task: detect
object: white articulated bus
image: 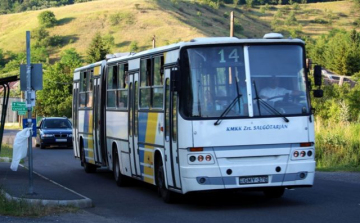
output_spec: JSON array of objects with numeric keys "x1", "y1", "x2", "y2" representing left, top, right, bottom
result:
[{"x1": 72, "y1": 33, "x2": 323, "y2": 203}]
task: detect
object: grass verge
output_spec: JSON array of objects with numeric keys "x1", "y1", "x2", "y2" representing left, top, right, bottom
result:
[
  {"x1": 0, "y1": 189, "x2": 78, "y2": 217},
  {"x1": 315, "y1": 120, "x2": 360, "y2": 172},
  {"x1": 4, "y1": 123, "x2": 22, "y2": 130},
  {"x1": 0, "y1": 144, "x2": 13, "y2": 159}
]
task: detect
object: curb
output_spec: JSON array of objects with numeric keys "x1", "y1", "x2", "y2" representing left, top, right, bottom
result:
[
  {"x1": 0, "y1": 157, "x2": 11, "y2": 163},
  {"x1": 2, "y1": 164, "x2": 93, "y2": 208}
]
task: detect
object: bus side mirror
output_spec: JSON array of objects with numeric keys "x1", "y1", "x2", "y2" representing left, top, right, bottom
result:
[
  {"x1": 314, "y1": 65, "x2": 322, "y2": 86},
  {"x1": 171, "y1": 69, "x2": 180, "y2": 92},
  {"x1": 313, "y1": 89, "x2": 323, "y2": 98}
]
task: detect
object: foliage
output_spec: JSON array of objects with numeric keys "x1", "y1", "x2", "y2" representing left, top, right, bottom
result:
[
  {"x1": 315, "y1": 120, "x2": 360, "y2": 170},
  {"x1": 108, "y1": 12, "x2": 135, "y2": 26},
  {"x1": 38, "y1": 10, "x2": 57, "y2": 28},
  {"x1": 86, "y1": 32, "x2": 110, "y2": 63},
  {"x1": 130, "y1": 41, "x2": 139, "y2": 52},
  {"x1": 285, "y1": 11, "x2": 297, "y2": 26},
  {"x1": 307, "y1": 29, "x2": 360, "y2": 76},
  {"x1": 32, "y1": 27, "x2": 50, "y2": 47},
  {"x1": 0, "y1": 48, "x2": 4, "y2": 68},
  {"x1": 36, "y1": 49, "x2": 82, "y2": 117},
  {"x1": 245, "y1": 0, "x2": 254, "y2": 8},
  {"x1": 0, "y1": 0, "x2": 95, "y2": 14},
  {"x1": 59, "y1": 48, "x2": 83, "y2": 73},
  {"x1": 0, "y1": 189, "x2": 78, "y2": 217}
]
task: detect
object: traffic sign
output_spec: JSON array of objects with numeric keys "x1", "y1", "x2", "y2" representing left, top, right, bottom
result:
[
  {"x1": 18, "y1": 111, "x2": 27, "y2": 115},
  {"x1": 12, "y1": 102, "x2": 26, "y2": 111}
]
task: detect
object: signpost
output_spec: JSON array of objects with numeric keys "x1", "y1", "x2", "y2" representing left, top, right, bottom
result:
[{"x1": 20, "y1": 31, "x2": 42, "y2": 195}]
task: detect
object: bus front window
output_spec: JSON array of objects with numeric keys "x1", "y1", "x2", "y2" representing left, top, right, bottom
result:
[
  {"x1": 182, "y1": 44, "x2": 310, "y2": 119},
  {"x1": 248, "y1": 45, "x2": 309, "y2": 116},
  {"x1": 184, "y1": 46, "x2": 248, "y2": 118}
]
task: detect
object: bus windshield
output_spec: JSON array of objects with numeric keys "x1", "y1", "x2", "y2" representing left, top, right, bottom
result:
[{"x1": 182, "y1": 45, "x2": 310, "y2": 119}]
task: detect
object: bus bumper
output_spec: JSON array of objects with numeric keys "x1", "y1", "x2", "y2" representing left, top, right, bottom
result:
[{"x1": 179, "y1": 159, "x2": 315, "y2": 194}]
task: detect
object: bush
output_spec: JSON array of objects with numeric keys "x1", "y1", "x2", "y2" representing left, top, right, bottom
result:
[
  {"x1": 129, "y1": 41, "x2": 139, "y2": 52},
  {"x1": 38, "y1": 11, "x2": 57, "y2": 28},
  {"x1": 353, "y1": 18, "x2": 360, "y2": 28},
  {"x1": 311, "y1": 18, "x2": 328, "y2": 24},
  {"x1": 108, "y1": 12, "x2": 134, "y2": 26}
]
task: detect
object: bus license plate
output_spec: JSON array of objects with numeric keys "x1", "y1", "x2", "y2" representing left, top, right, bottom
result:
[{"x1": 239, "y1": 176, "x2": 268, "y2": 185}]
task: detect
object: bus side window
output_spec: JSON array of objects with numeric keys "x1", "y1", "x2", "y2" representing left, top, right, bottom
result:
[
  {"x1": 87, "y1": 70, "x2": 93, "y2": 108},
  {"x1": 152, "y1": 56, "x2": 164, "y2": 109},
  {"x1": 107, "y1": 65, "x2": 117, "y2": 108},
  {"x1": 79, "y1": 71, "x2": 87, "y2": 107},
  {"x1": 139, "y1": 59, "x2": 151, "y2": 109},
  {"x1": 117, "y1": 63, "x2": 128, "y2": 109}
]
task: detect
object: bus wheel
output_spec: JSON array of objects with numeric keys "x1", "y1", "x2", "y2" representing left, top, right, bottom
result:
[
  {"x1": 156, "y1": 158, "x2": 175, "y2": 203},
  {"x1": 81, "y1": 143, "x2": 96, "y2": 173},
  {"x1": 263, "y1": 187, "x2": 285, "y2": 198},
  {"x1": 113, "y1": 153, "x2": 127, "y2": 187}
]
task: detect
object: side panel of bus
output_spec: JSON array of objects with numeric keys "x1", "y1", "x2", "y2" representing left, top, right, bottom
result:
[
  {"x1": 164, "y1": 68, "x2": 181, "y2": 190},
  {"x1": 72, "y1": 80, "x2": 80, "y2": 158}
]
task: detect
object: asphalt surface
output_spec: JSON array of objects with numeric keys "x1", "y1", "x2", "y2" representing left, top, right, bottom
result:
[{"x1": 1, "y1": 129, "x2": 360, "y2": 223}]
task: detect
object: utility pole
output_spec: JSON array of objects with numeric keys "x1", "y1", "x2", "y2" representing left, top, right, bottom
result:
[
  {"x1": 230, "y1": 11, "x2": 234, "y2": 37},
  {"x1": 26, "y1": 31, "x2": 34, "y2": 195},
  {"x1": 152, "y1": 35, "x2": 156, "y2": 48}
]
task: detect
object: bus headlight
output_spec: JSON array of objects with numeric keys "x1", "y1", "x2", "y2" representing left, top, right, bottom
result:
[{"x1": 188, "y1": 154, "x2": 214, "y2": 164}]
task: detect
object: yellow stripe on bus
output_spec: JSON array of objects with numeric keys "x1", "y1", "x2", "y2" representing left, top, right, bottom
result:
[
  {"x1": 144, "y1": 176, "x2": 154, "y2": 184},
  {"x1": 94, "y1": 66, "x2": 101, "y2": 76},
  {"x1": 145, "y1": 113, "x2": 157, "y2": 145}
]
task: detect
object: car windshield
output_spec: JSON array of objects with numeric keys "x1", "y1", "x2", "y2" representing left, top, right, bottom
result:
[
  {"x1": 181, "y1": 44, "x2": 310, "y2": 118},
  {"x1": 43, "y1": 119, "x2": 71, "y2": 129}
]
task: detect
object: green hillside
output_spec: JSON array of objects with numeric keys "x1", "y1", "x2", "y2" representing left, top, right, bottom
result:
[{"x1": 0, "y1": 0, "x2": 359, "y2": 61}]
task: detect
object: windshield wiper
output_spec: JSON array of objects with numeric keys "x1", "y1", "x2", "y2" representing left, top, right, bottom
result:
[
  {"x1": 258, "y1": 99, "x2": 289, "y2": 123},
  {"x1": 253, "y1": 81, "x2": 262, "y2": 116},
  {"x1": 214, "y1": 93, "x2": 242, "y2": 126},
  {"x1": 252, "y1": 81, "x2": 289, "y2": 123}
]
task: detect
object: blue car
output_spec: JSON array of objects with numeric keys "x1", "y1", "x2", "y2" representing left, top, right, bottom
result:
[{"x1": 35, "y1": 117, "x2": 73, "y2": 149}]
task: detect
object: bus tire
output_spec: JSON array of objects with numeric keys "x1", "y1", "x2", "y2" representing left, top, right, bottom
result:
[
  {"x1": 263, "y1": 187, "x2": 285, "y2": 198},
  {"x1": 80, "y1": 141, "x2": 96, "y2": 173},
  {"x1": 113, "y1": 152, "x2": 127, "y2": 187},
  {"x1": 156, "y1": 157, "x2": 176, "y2": 203}
]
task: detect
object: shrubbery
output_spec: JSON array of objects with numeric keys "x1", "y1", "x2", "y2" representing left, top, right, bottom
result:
[{"x1": 37, "y1": 10, "x2": 57, "y2": 28}]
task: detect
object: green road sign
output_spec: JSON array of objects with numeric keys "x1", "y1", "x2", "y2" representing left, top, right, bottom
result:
[
  {"x1": 12, "y1": 102, "x2": 27, "y2": 111},
  {"x1": 18, "y1": 111, "x2": 27, "y2": 115}
]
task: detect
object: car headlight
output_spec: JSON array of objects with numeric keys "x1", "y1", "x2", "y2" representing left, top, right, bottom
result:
[
  {"x1": 42, "y1": 134, "x2": 54, "y2": 138},
  {"x1": 68, "y1": 134, "x2": 73, "y2": 137}
]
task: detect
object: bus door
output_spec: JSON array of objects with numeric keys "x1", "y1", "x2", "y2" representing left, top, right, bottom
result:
[
  {"x1": 93, "y1": 77, "x2": 101, "y2": 163},
  {"x1": 129, "y1": 72, "x2": 141, "y2": 177},
  {"x1": 73, "y1": 82, "x2": 80, "y2": 157},
  {"x1": 164, "y1": 68, "x2": 181, "y2": 189}
]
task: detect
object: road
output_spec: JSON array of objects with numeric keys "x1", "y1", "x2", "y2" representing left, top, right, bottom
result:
[{"x1": 1, "y1": 130, "x2": 360, "y2": 223}]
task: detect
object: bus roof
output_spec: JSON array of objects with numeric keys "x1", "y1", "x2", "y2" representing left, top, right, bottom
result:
[
  {"x1": 74, "y1": 60, "x2": 104, "y2": 72},
  {"x1": 75, "y1": 35, "x2": 305, "y2": 70}
]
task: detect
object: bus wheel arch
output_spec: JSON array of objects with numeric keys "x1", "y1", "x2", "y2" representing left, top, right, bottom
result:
[
  {"x1": 155, "y1": 151, "x2": 176, "y2": 203},
  {"x1": 112, "y1": 142, "x2": 127, "y2": 187},
  {"x1": 80, "y1": 137, "x2": 97, "y2": 173}
]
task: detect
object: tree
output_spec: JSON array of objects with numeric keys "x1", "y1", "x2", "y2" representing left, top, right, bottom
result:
[
  {"x1": 32, "y1": 27, "x2": 50, "y2": 47},
  {"x1": 0, "y1": 48, "x2": 4, "y2": 67},
  {"x1": 86, "y1": 32, "x2": 110, "y2": 63},
  {"x1": 60, "y1": 48, "x2": 83, "y2": 73},
  {"x1": 308, "y1": 29, "x2": 360, "y2": 76},
  {"x1": 36, "y1": 48, "x2": 83, "y2": 117},
  {"x1": 285, "y1": 11, "x2": 297, "y2": 26},
  {"x1": 129, "y1": 41, "x2": 139, "y2": 52},
  {"x1": 38, "y1": 10, "x2": 57, "y2": 28}
]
